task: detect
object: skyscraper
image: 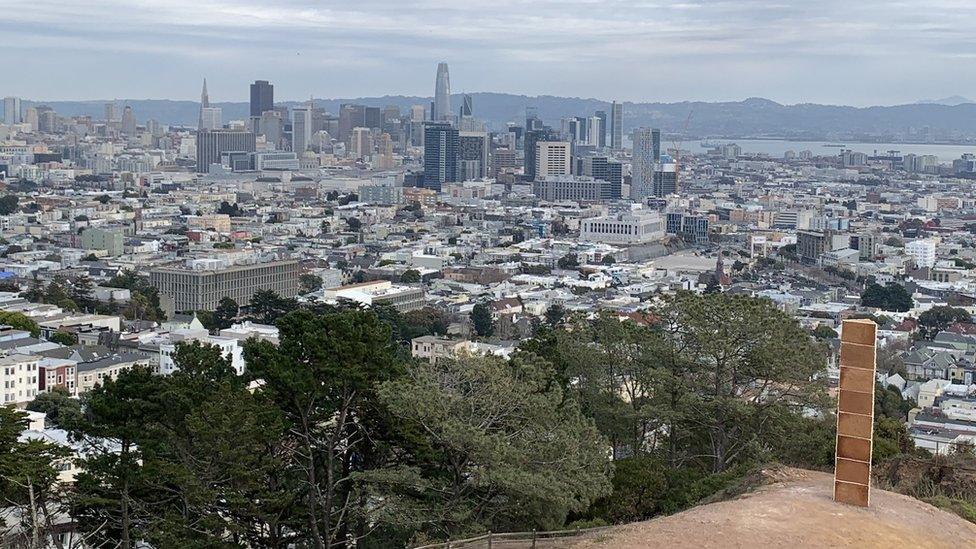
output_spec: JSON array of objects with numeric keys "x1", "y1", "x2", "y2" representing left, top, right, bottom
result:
[
  {"x1": 200, "y1": 107, "x2": 222, "y2": 130},
  {"x1": 250, "y1": 80, "x2": 273, "y2": 118},
  {"x1": 410, "y1": 105, "x2": 426, "y2": 122},
  {"x1": 120, "y1": 106, "x2": 136, "y2": 135},
  {"x1": 653, "y1": 165, "x2": 677, "y2": 197},
  {"x1": 423, "y1": 122, "x2": 459, "y2": 191},
  {"x1": 260, "y1": 110, "x2": 284, "y2": 147},
  {"x1": 524, "y1": 128, "x2": 556, "y2": 180},
  {"x1": 292, "y1": 105, "x2": 312, "y2": 153},
  {"x1": 199, "y1": 78, "x2": 210, "y2": 129},
  {"x1": 459, "y1": 131, "x2": 489, "y2": 180},
  {"x1": 433, "y1": 62, "x2": 452, "y2": 122},
  {"x1": 535, "y1": 141, "x2": 572, "y2": 179},
  {"x1": 3, "y1": 97, "x2": 21, "y2": 124},
  {"x1": 630, "y1": 127, "x2": 656, "y2": 200},
  {"x1": 587, "y1": 116, "x2": 602, "y2": 147},
  {"x1": 104, "y1": 102, "x2": 118, "y2": 123},
  {"x1": 651, "y1": 128, "x2": 661, "y2": 162},
  {"x1": 350, "y1": 127, "x2": 372, "y2": 158},
  {"x1": 460, "y1": 94, "x2": 473, "y2": 117},
  {"x1": 595, "y1": 110, "x2": 608, "y2": 148},
  {"x1": 610, "y1": 101, "x2": 623, "y2": 149}
]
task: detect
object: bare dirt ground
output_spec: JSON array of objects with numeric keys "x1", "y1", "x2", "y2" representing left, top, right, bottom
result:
[{"x1": 566, "y1": 468, "x2": 976, "y2": 549}]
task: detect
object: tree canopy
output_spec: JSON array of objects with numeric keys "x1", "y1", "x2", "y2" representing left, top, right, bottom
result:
[{"x1": 861, "y1": 282, "x2": 913, "y2": 312}]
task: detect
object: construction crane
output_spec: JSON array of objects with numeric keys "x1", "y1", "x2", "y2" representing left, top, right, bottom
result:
[{"x1": 671, "y1": 111, "x2": 694, "y2": 194}]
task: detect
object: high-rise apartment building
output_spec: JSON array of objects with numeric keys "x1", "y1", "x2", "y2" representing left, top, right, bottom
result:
[
  {"x1": 104, "y1": 102, "x2": 118, "y2": 123},
  {"x1": 433, "y1": 62, "x2": 452, "y2": 122},
  {"x1": 3, "y1": 97, "x2": 22, "y2": 124},
  {"x1": 423, "y1": 122, "x2": 459, "y2": 191},
  {"x1": 630, "y1": 127, "x2": 656, "y2": 200},
  {"x1": 610, "y1": 101, "x2": 623, "y2": 149},
  {"x1": 249, "y1": 80, "x2": 273, "y2": 118},
  {"x1": 196, "y1": 130, "x2": 256, "y2": 173},
  {"x1": 651, "y1": 128, "x2": 661, "y2": 162},
  {"x1": 459, "y1": 131, "x2": 489, "y2": 180}
]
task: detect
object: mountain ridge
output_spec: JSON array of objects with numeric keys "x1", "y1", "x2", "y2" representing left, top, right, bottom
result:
[{"x1": 20, "y1": 94, "x2": 976, "y2": 140}]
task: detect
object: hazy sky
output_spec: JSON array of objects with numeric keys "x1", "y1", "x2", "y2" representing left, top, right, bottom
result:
[{"x1": 7, "y1": 0, "x2": 976, "y2": 106}]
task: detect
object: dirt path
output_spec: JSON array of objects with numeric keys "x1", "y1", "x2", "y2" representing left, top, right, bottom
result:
[{"x1": 568, "y1": 468, "x2": 976, "y2": 548}]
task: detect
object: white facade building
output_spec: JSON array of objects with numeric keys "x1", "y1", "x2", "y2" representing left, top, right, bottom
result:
[
  {"x1": 0, "y1": 354, "x2": 40, "y2": 408},
  {"x1": 580, "y1": 211, "x2": 666, "y2": 245},
  {"x1": 906, "y1": 239, "x2": 937, "y2": 268}
]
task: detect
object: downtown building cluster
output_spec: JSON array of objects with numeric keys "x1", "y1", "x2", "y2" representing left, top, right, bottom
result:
[{"x1": 6, "y1": 63, "x2": 976, "y2": 495}]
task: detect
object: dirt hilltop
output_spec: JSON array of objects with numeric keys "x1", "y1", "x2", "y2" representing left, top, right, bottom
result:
[{"x1": 568, "y1": 468, "x2": 976, "y2": 549}]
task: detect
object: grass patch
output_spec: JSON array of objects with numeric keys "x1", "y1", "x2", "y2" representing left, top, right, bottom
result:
[{"x1": 923, "y1": 496, "x2": 976, "y2": 524}]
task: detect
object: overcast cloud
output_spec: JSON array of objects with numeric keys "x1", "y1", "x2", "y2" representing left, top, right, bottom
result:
[{"x1": 6, "y1": 0, "x2": 976, "y2": 105}]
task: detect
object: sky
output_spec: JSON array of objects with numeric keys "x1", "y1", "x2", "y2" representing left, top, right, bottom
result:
[{"x1": 6, "y1": 0, "x2": 976, "y2": 106}]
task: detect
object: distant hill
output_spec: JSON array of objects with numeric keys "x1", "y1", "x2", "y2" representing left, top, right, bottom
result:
[
  {"x1": 915, "y1": 95, "x2": 974, "y2": 106},
  {"x1": 25, "y1": 94, "x2": 976, "y2": 140}
]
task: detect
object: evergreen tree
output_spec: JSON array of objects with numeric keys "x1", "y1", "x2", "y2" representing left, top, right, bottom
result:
[{"x1": 471, "y1": 302, "x2": 494, "y2": 337}]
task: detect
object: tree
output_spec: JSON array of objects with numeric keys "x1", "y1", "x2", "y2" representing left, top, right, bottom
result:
[
  {"x1": 861, "y1": 282, "x2": 913, "y2": 312},
  {"x1": 0, "y1": 310, "x2": 40, "y2": 337},
  {"x1": 601, "y1": 255, "x2": 616, "y2": 265},
  {"x1": 557, "y1": 253, "x2": 579, "y2": 269},
  {"x1": 248, "y1": 289, "x2": 296, "y2": 324},
  {"x1": 72, "y1": 366, "x2": 162, "y2": 548},
  {"x1": 399, "y1": 269, "x2": 421, "y2": 284},
  {"x1": 214, "y1": 296, "x2": 239, "y2": 330},
  {"x1": 811, "y1": 325, "x2": 838, "y2": 339},
  {"x1": 397, "y1": 307, "x2": 451, "y2": 342},
  {"x1": 778, "y1": 243, "x2": 797, "y2": 261},
  {"x1": 26, "y1": 386, "x2": 82, "y2": 429},
  {"x1": 378, "y1": 354, "x2": 611, "y2": 538},
  {"x1": 216, "y1": 201, "x2": 243, "y2": 217},
  {"x1": 653, "y1": 293, "x2": 828, "y2": 472},
  {"x1": 243, "y1": 309, "x2": 402, "y2": 548},
  {"x1": 48, "y1": 330, "x2": 78, "y2": 346},
  {"x1": 917, "y1": 306, "x2": 971, "y2": 339},
  {"x1": 300, "y1": 273, "x2": 324, "y2": 293},
  {"x1": 345, "y1": 217, "x2": 362, "y2": 231},
  {"x1": 470, "y1": 301, "x2": 494, "y2": 337},
  {"x1": 0, "y1": 406, "x2": 71, "y2": 546},
  {"x1": 0, "y1": 194, "x2": 19, "y2": 215},
  {"x1": 545, "y1": 303, "x2": 567, "y2": 327}
]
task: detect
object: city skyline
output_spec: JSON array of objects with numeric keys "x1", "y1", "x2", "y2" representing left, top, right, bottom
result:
[{"x1": 8, "y1": 1, "x2": 976, "y2": 106}]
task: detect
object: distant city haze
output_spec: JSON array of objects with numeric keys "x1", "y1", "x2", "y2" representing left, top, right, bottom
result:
[{"x1": 7, "y1": 0, "x2": 976, "y2": 106}]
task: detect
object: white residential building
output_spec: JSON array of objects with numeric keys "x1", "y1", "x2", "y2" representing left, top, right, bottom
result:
[
  {"x1": 906, "y1": 239, "x2": 937, "y2": 268},
  {"x1": 0, "y1": 354, "x2": 40, "y2": 408}
]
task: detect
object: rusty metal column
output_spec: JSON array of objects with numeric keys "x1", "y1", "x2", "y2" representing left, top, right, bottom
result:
[{"x1": 834, "y1": 318, "x2": 877, "y2": 507}]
